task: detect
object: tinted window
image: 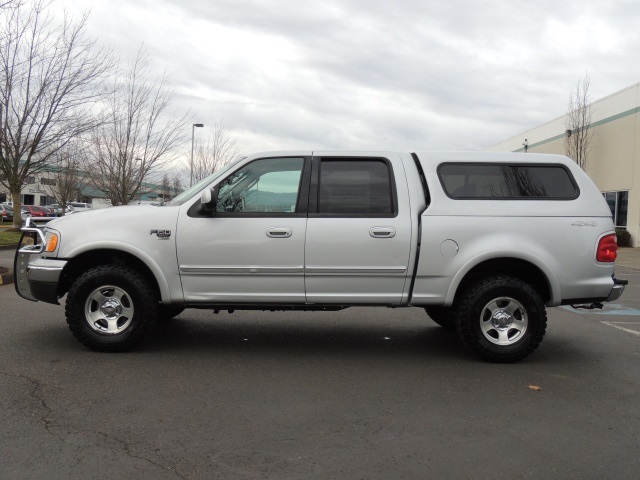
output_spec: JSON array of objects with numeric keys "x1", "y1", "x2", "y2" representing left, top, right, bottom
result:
[
  {"x1": 604, "y1": 191, "x2": 628, "y2": 227},
  {"x1": 318, "y1": 160, "x2": 394, "y2": 214},
  {"x1": 438, "y1": 164, "x2": 578, "y2": 199},
  {"x1": 617, "y1": 191, "x2": 628, "y2": 226},
  {"x1": 216, "y1": 157, "x2": 304, "y2": 213}
]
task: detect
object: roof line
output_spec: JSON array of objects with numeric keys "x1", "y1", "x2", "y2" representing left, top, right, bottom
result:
[{"x1": 512, "y1": 106, "x2": 640, "y2": 153}]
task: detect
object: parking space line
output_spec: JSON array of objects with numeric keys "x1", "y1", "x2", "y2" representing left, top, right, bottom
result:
[
  {"x1": 601, "y1": 321, "x2": 640, "y2": 337},
  {"x1": 560, "y1": 304, "x2": 640, "y2": 316}
]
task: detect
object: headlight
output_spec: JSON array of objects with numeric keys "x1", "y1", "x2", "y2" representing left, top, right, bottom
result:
[{"x1": 44, "y1": 231, "x2": 59, "y2": 253}]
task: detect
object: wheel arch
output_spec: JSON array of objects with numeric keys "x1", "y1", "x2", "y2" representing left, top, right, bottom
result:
[
  {"x1": 59, "y1": 248, "x2": 168, "y2": 303},
  {"x1": 447, "y1": 255, "x2": 559, "y2": 307}
]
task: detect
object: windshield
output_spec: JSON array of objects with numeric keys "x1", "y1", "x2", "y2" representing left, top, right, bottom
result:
[{"x1": 168, "y1": 156, "x2": 247, "y2": 206}]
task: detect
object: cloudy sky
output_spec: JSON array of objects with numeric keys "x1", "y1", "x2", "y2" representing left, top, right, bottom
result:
[{"x1": 57, "y1": 0, "x2": 640, "y2": 160}]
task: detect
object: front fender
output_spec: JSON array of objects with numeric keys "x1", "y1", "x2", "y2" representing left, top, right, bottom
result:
[{"x1": 65, "y1": 241, "x2": 176, "y2": 304}]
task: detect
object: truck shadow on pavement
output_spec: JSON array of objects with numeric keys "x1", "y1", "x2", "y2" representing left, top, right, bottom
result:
[
  {"x1": 143, "y1": 313, "x2": 474, "y2": 360},
  {"x1": 18, "y1": 308, "x2": 584, "y2": 364},
  {"x1": 144, "y1": 319, "x2": 582, "y2": 363}
]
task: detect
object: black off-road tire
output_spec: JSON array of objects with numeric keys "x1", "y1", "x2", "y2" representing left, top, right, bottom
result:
[
  {"x1": 455, "y1": 276, "x2": 547, "y2": 363},
  {"x1": 425, "y1": 306, "x2": 457, "y2": 330},
  {"x1": 65, "y1": 265, "x2": 158, "y2": 352}
]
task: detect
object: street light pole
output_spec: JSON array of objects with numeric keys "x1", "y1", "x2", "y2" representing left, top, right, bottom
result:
[{"x1": 190, "y1": 123, "x2": 204, "y2": 187}]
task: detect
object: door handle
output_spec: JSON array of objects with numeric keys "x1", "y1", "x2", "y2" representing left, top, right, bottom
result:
[
  {"x1": 266, "y1": 227, "x2": 292, "y2": 238},
  {"x1": 369, "y1": 227, "x2": 396, "y2": 238}
]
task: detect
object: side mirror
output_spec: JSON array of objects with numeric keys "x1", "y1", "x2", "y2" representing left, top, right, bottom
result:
[{"x1": 200, "y1": 186, "x2": 218, "y2": 214}]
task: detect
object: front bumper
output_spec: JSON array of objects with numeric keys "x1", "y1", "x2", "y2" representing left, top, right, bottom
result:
[
  {"x1": 15, "y1": 254, "x2": 67, "y2": 304},
  {"x1": 14, "y1": 224, "x2": 66, "y2": 304}
]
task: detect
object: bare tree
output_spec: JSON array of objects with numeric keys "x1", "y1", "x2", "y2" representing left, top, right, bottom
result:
[
  {"x1": 40, "y1": 140, "x2": 87, "y2": 214},
  {"x1": 160, "y1": 173, "x2": 171, "y2": 202},
  {"x1": 0, "y1": 0, "x2": 113, "y2": 228},
  {"x1": 87, "y1": 47, "x2": 189, "y2": 206},
  {"x1": 190, "y1": 118, "x2": 239, "y2": 184},
  {"x1": 0, "y1": 0, "x2": 21, "y2": 11},
  {"x1": 564, "y1": 74, "x2": 594, "y2": 170},
  {"x1": 172, "y1": 176, "x2": 182, "y2": 197}
]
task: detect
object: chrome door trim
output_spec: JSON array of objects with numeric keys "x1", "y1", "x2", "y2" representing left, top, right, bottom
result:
[
  {"x1": 180, "y1": 265, "x2": 304, "y2": 275},
  {"x1": 305, "y1": 266, "x2": 407, "y2": 275}
]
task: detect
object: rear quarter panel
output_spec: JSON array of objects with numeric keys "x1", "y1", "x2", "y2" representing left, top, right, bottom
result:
[
  {"x1": 412, "y1": 214, "x2": 615, "y2": 306},
  {"x1": 411, "y1": 152, "x2": 616, "y2": 306}
]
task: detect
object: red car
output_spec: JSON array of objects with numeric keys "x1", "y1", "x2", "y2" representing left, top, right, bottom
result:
[{"x1": 21, "y1": 205, "x2": 46, "y2": 217}]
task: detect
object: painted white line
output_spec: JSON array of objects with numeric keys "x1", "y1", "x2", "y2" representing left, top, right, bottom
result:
[
  {"x1": 601, "y1": 321, "x2": 640, "y2": 337},
  {"x1": 561, "y1": 305, "x2": 640, "y2": 316}
]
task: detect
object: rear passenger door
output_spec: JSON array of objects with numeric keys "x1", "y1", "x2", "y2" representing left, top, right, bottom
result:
[{"x1": 304, "y1": 153, "x2": 412, "y2": 304}]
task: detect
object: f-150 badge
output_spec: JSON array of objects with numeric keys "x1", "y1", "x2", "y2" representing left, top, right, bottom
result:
[{"x1": 150, "y1": 229, "x2": 172, "y2": 239}]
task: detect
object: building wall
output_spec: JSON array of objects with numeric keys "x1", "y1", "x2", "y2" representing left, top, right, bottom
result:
[
  {"x1": 1, "y1": 171, "x2": 175, "y2": 208},
  {"x1": 0, "y1": 172, "x2": 59, "y2": 206},
  {"x1": 487, "y1": 83, "x2": 640, "y2": 247}
]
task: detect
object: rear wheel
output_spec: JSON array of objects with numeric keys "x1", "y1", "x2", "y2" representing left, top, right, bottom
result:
[
  {"x1": 65, "y1": 265, "x2": 158, "y2": 352},
  {"x1": 455, "y1": 276, "x2": 547, "y2": 363},
  {"x1": 425, "y1": 306, "x2": 456, "y2": 330}
]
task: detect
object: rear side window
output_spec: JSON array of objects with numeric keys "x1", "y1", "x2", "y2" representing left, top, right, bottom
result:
[
  {"x1": 438, "y1": 163, "x2": 579, "y2": 200},
  {"x1": 318, "y1": 159, "x2": 395, "y2": 215}
]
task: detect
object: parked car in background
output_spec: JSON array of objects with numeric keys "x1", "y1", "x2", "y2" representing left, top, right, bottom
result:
[
  {"x1": 67, "y1": 202, "x2": 92, "y2": 214},
  {"x1": 41, "y1": 206, "x2": 54, "y2": 217},
  {"x1": 0, "y1": 204, "x2": 13, "y2": 223},
  {"x1": 20, "y1": 205, "x2": 45, "y2": 217},
  {"x1": 49, "y1": 204, "x2": 64, "y2": 216}
]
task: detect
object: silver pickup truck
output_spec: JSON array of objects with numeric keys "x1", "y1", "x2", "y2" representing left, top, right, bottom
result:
[{"x1": 15, "y1": 151, "x2": 626, "y2": 362}]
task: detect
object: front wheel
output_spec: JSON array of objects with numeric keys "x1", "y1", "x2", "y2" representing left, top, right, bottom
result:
[
  {"x1": 455, "y1": 276, "x2": 547, "y2": 363},
  {"x1": 65, "y1": 265, "x2": 158, "y2": 352}
]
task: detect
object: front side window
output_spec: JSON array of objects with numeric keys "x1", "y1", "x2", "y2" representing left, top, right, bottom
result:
[
  {"x1": 317, "y1": 159, "x2": 394, "y2": 215},
  {"x1": 216, "y1": 157, "x2": 304, "y2": 213},
  {"x1": 439, "y1": 163, "x2": 579, "y2": 199}
]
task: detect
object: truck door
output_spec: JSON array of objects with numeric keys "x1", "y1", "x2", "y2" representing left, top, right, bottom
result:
[
  {"x1": 176, "y1": 155, "x2": 311, "y2": 304},
  {"x1": 304, "y1": 154, "x2": 412, "y2": 304}
]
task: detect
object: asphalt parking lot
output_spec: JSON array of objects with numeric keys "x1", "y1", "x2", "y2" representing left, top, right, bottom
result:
[{"x1": 1, "y1": 248, "x2": 639, "y2": 479}]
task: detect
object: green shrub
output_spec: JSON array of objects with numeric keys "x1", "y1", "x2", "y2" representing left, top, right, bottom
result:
[
  {"x1": 0, "y1": 230, "x2": 22, "y2": 247},
  {"x1": 616, "y1": 228, "x2": 632, "y2": 247}
]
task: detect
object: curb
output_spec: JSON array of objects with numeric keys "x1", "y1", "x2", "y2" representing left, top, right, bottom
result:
[
  {"x1": 0, "y1": 269, "x2": 13, "y2": 285},
  {"x1": 0, "y1": 243, "x2": 16, "y2": 285}
]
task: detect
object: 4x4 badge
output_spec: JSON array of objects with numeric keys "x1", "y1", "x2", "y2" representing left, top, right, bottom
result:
[{"x1": 150, "y1": 229, "x2": 172, "y2": 239}]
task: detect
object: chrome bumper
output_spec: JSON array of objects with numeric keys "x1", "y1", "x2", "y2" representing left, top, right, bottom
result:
[
  {"x1": 607, "y1": 277, "x2": 628, "y2": 302},
  {"x1": 14, "y1": 222, "x2": 67, "y2": 304},
  {"x1": 15, "y1": 254, "x2": 67, "y2": 304}
]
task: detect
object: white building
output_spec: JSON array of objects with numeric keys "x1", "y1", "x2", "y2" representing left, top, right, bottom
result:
[
  {"x1": 488, "y1": 83, "x2": 640, "y2": 247},
  {"x1": 0, "y1": 169, "x2": 178, "y2": 207}
]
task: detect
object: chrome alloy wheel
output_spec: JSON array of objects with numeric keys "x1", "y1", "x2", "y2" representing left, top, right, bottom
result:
[
  {"x1": 479, "y1": 296, "x2": 528, "y2": 345},
  {"x1": 84, "y1": 285, "x2": 134, "y2": 334}
]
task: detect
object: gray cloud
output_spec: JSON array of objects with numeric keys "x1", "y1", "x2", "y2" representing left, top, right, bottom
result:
[{"x1": 61, "y1": 0, "x2": 640, "y2": 157}]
